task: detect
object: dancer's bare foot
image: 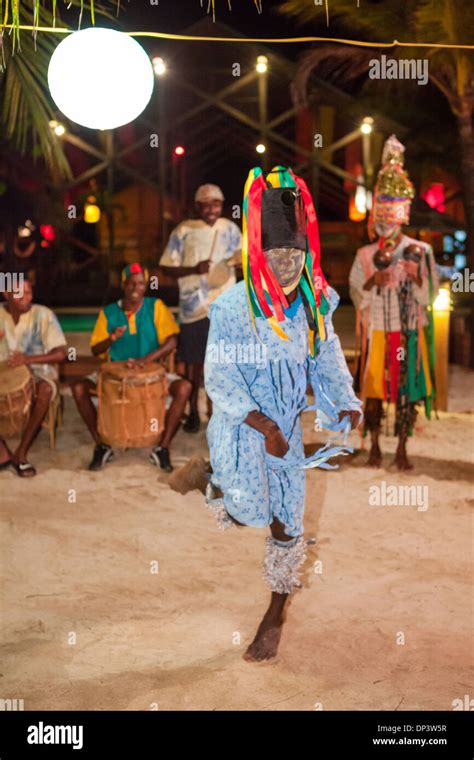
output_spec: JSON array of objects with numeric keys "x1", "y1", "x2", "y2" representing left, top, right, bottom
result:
[
  {"x1": 244, "y1": 591, "x2": 288, "y2": 662},
  {"x1": 367, "y1": 441, "x2": 382, "y2": 467},
  {"x1": 394, "y1": 445, "x2": 413, "y2": 470},
  {"x1": 243, "y1": 611, "x2": 284, "y2": 662}
]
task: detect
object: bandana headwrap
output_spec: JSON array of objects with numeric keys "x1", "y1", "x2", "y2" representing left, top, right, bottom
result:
[
  {"x1": 368, "y1": 135, "x2": 415, "y2": 242},
  {"x1": 121, "y1": 262, "x2": 150, "y2": 284},
  {"x1": 242, "y1": 165, "x2": 329, "y2": 357}
]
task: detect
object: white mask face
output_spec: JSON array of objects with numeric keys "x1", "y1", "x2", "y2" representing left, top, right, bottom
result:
[
  {"x1": 374, "y1": 221, "x2": 401, "y2": 239},
  {"x1": 265, "y1": 247, "x2": 305, "y2": 292}
]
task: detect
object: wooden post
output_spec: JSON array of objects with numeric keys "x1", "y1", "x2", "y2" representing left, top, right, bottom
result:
[
  {"x1": 158, "y1": 80, "x2": 167, "y2": 249},
  {"x1": 433, "y1": 286, "x2": 451, "y2": 411},
  {"x1": 362, "y1": 127, "x2": 373, "y2": 192},
  {"x1": 105, "y1": 130, "x2": 115, "y2": 285},
  {"x1": 258, "y1": 63, "x2": 268, "y2": 173}
]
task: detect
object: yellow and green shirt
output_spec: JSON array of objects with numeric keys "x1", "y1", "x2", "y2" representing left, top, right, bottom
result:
[{"x1": 90, "y1": 297, "x2": 179, "y2": 361}]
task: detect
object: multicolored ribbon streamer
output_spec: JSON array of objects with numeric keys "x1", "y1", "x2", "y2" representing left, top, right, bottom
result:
[{"x1": 242, "y1": 165, "x2": 329, "y2": 356}]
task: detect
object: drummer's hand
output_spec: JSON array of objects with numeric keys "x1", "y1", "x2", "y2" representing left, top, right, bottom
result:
[
  {"x1": 7, "y1": 351, "x2": 28, "y2": 367},
  {"x1": 195, "y1": 259, "x2": 210, "y2": 275},
  {"x1": 126, "y1": 358, "x2": 144, "y2": 369},
  {"x1": 373, "y1": 270, "x2": 391, "y2": 287},
  {"x1": 339, "y1": 410, "x2": 361, "y2": 431},
  {"x1": 111, "y1": 326, "x2": 127, "y2": 342}
]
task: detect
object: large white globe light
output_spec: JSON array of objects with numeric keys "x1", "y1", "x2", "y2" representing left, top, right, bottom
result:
[{"x1": 48, "y1": 27, "x2": 154, "y2": 130}]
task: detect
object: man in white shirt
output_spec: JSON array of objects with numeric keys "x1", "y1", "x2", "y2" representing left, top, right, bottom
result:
[
  {"x1": 159, "y1": 184, "x2": 241, "y2": 432},
  {"x1": 0, "y1": 280, "x2": 67, "y2": 476}
]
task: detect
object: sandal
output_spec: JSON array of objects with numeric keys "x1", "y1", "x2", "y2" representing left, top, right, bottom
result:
[
  {"x1": 10, "y1": 461, "x2": 37, "y2": 478},
  {"x1": 0, "y1": 459, "x2": 12, "y2": 471}
]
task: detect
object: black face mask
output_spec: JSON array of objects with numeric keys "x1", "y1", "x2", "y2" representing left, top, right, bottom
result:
[
  {"x1": 265, "y1": 248, "x2": 305, "y2": 289},
  {"x1": 261, "y1": 186, "x2": 306, "y2": 253}
]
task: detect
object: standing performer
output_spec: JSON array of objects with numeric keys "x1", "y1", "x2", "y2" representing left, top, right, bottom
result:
[
  {"x1": 202, "y1": 166, "x2": 362, "y2": 662},
  {"x1": 71, "y1": 264, "x2": 191, "y2": 472},
  {"x1": 159, "y1": 184, "x2": 241, "y2": 432},
  {"x1": 349, "y1": 135, "x2": 438, "y2": 470}
]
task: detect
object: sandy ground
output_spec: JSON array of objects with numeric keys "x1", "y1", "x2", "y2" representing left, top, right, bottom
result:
[{"x1": 0, "y1": 365, "x2": 472, "y2": 711}]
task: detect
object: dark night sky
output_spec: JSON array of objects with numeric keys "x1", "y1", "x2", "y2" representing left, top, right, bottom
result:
[
  {"x1": 59, "y1": 1, "x2": 458, "y2": 224},
  {"x1": 120, "y1": 0, "x2": 304, "y2": 37}
]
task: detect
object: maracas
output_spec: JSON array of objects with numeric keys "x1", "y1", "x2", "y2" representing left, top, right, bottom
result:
[{"x1": 373, "y1": 246, "x2": 394, "y2": 294}]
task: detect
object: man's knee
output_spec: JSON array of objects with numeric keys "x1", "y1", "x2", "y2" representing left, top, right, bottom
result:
[
  {"x1": 35, "y1": 381, "x2": 53, "y2": 403},
  {"x1": 71, "y1": 380, "x2": 90, "y2": 401},
  {"x1": 175, "y1": 378, "x2": 193, "y2": 400}
]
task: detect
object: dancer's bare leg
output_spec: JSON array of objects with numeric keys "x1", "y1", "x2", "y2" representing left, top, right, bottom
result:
[
  {"x1": 394, "y1": 434, "x2": 413, "y2": 470},
  {"x1": 244, "y1": 517, "x2": 304, "y2": 663},
  {"x1": 365, "y1": 398, "x2": 383, "y2": 467},
  {"x1": 169, "y1": 460, "x2": 301, "y2": 661},
  {"x1": 394, "y1": 402, "x2": 416, "y2": 470}
]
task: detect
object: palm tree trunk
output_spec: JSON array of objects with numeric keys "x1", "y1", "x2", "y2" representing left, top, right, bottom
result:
[{"x1": 456, "y1": 105, "x2": 474, "y2": 368}]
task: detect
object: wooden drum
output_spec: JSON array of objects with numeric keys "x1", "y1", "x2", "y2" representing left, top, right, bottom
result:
[
  {"x1": 98, "y1": 362, "x2": 168, "y2": 449},
  {"x1": 0, "y1": 362, "x2": 34, "y2": 438}
]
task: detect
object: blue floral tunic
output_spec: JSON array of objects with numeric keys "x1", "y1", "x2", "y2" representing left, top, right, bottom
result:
[{"x1": 204, "y1": 280, "x2": 362, "y2": 537}]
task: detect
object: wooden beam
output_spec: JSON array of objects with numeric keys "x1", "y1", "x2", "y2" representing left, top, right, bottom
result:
[
  {"x1": 177, "y1": 78, "x2": 361, "y2": 185},
  {"x1": 169, "y1": 69, "x2": 258, "y2": 131},
  {"x1": 62, "y1": 133, "x2": 105, "y2": 161},
  {"x1": 66, "y1": 161, "x2": 110, "y2": 189},
  {"x1": 320, "y1": 129, "x2": 361, "y2": 158}
]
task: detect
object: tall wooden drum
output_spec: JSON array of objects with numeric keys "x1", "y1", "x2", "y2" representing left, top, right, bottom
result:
[
  {"x1": 0, "y1": 362, "x2": 34, "y2": 439},
  {"x1": 98, "y1": 362, "x2": 168, "y2": 449}
]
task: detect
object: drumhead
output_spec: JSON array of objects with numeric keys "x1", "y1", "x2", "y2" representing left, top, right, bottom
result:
[
  {"x1": 0, "y1": 362, "x2": 32, "y2": 393},
  {"x1": 208, "y1": 261, "x2": 231, "y2": 288},
  {"x1": 99, "y1": 361, "x2": 167, "y2": 382}
]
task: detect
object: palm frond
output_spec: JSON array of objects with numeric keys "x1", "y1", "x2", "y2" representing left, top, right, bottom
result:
[
  {"x1": 0, "y1": 1, "x2": 117, "y2": 178},
  {"x1": 291, "y1": 44, "x2": 374, "y2": 106},
  {"x1": 280, "y1": 0, "x2": 412, "y2": 40},
  {"x1": 284, "y1": 0, "x2": 474, "y2": 116},
  {"x1": 0, "y1": 0, "x2": 120, "y2": 45},
  {"x1": 201, "y1": 0, "x2": 263, "y2": 21}
]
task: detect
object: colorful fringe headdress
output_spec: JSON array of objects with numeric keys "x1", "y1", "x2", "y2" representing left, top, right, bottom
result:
[
  {"x1": 368, "y1": 135, "x2": 415, "y2": 242},
  {"x1": 242, "y1": 165, "x2": 329, "y2": 357}
]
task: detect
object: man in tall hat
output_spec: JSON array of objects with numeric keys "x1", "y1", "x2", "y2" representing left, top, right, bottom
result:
[
  {"x1": 349, "y1": 135, "x2": 438, "y2": 470},
  {"x1": 173, "y1": 166, "x2": 362, "y2": 662}
]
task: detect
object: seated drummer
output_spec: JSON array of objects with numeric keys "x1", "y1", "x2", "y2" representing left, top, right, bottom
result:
[
  {"x1": 71, "y1": 263, "x2": 191, "y2": 472},
  {"x1": 0, "y1": 279, "x2": 67, "y2": 477}
]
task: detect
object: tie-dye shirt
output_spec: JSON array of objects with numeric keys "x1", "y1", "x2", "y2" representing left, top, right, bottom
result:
[
  {"x1": 0, "y1": 304, "x2": 66, "y2": 383},
  {"x1": 160, "y1": 217, "x2": 241, "y2": 324}
]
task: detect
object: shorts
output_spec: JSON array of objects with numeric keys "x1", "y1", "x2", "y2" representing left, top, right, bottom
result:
[
  {"x1": 177, "y1": 317, "x2": 210, "y2": 365},
  {"x1": 31, "y1": 368, "x2": 58, "y2": 400}
]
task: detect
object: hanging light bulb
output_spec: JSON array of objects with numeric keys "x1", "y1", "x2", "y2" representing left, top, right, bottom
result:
[
  {"x1": 48, "y1": 28, "x2": 154, "y2": 130},
  {"x1": 84, "y1": 196, "x2": 101, "y2": 224},
  {"x1": 256, "y1": 55, "x2": 268, "y2": 74}
]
